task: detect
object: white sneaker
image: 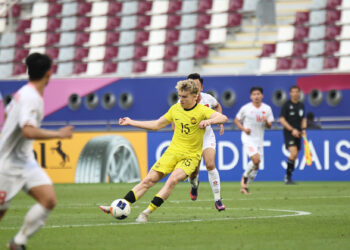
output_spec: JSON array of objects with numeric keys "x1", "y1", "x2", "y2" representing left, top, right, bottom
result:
[
  {"x1": 99, "y1": 205, "x2": 111, "y2": 214},
  {"x1": 136, "y1": 212, "x2": 149, "y2": 223}
]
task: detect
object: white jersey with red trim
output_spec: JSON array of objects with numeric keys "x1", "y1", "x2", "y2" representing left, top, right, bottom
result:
[
  {"x1": 199, "y1": 92, "x2": 218, "y2": 109},
  {"x1": 236, "y1": 102, "x2": 274, "y2": 145},
  {"x1": 0, "y1": 84, "x2": 43, "y2": 175}
]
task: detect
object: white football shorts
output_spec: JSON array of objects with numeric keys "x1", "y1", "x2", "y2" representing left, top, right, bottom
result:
[
  {"x1": 203, "y1": 127, "x2": 216, "y2": 150},
  {"x1": 244, "y1": 143, "x2": 263, "y2": 158}
]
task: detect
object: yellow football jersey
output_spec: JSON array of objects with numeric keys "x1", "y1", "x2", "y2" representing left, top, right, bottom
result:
[{"x1": 163, "y1": 103, "x2": 215, "y2": 157}]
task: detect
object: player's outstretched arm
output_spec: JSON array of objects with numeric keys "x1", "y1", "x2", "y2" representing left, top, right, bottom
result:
[
  {"x1": 199, "y1": 112, "x2": 227, "y2": 129},
  {"x1": 214, "y1": 103, "x2": 225, "y2": 135},
  {"x1": 119, "y1": 116, "x2": 170, "y2": 131},
  {"x1": 22, "y1": 125, "x2": 74, "y2": 140}
]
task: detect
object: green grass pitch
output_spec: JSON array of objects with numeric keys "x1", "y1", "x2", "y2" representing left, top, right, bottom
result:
[{"x1": 1, "y1": 182, "x2": 349, "y2": 250}]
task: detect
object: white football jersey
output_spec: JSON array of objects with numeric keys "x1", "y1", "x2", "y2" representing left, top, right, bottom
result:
[
  {"x1": 236, "y1": 102, "x2": 274, "y2": 145},
  {"x1": 0, "y1": 84, "x2": 43, "y2": 175},
  {"x1": 199, "y1": 92, "x2": 218, "y2": 131}
]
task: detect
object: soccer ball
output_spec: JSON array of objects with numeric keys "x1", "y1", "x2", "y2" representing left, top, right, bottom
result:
[{"x1": 110, "y1": 199, "x2": 131, "y2": 220}]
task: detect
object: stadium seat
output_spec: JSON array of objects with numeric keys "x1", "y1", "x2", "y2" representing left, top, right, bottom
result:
[
  {"x1": 276, "y1": 42, "x2": 293, "y2": 57},
  {"x1": 76, "y1": 17, "x2": 91, "y2": 31},
  {"x1": 77, "y1": 2, "x2": 91, "y2": 16},
  {"x1": 291, "y1": 57, "x2": 307, "y2": 70},
  {"x1": 58, "y1": 47, "x2": 75, "y2": 62},
  {"x1": 338, "y1": 56, "x2": 350, "y2": 70},
  {"x1": 167, "y1": 14, "x2": 181, "y2": 28},
  {"x1": 307, "y1": 41, "x2": 325, "y2": 56},
  {"x1": 206, "y1": 28, "x2": 227, "y2": 44},
  {"x1": 259, "y1": 43, "x2": 276, "y2": 57},
  {"x1": 194, "y1": 44, "x2": 209, "y2": 59},
  {"x1": 294, "y1": 11, "x2": 309, "y2": 26},
  {"x1": 15, "y1": 33, "x2": 30, "y2": 47},
  {"x1": 228, "y1": 13, "x2": 242, "y2": 27},
  {"x1": 133, "y1": 61, "x2": 147, "y2": 73},
  {"x1": 45, "y1": 47, "x2": 58, "y2": 60},
  {"x1": 29, "y1": 33, "x2": 46, "y2": 47},
  {"x1": 325, "y1": 10, "x2": 341, "y2": 25},
  {"x1": 276, "y1": 58, "x2": 292, "y2": 70},
  {"x1": 150, "y1": 15, "x2": 167, "y2": 29},
  {"x1": 120, "y1": 15, "x2": 137, "y2": 30},
  {"x1": 47, "y1": 18, "x2": 61, "y2": 32},
  {"x1": 341, "y1": 0, "x2": 350, "y2": 8},
  {"x1": 309, "y1": 26, "x2": 326, "y2": 40},
  {"x1": 16, "y1": 19, "x2": 31, "y2": 32},
  {"x1": 198, "y1": 0, "x2": 212, "y2": 12},
  {"x1": 0, "y1": 48, "x2": 14, "y2": 63},
  {"x1": 88, "y1": 46, "x2": 106, "y2": 61},
  {"x1": 30, "y1": 18, "x2": 48, "y2": 32},
  {"x1": 48, "y1": 3, "x2": 62, "y2": 16},
  {"x1": 340, "y1": 10, "x2": 350, "y2": 25},
  {"x1": 136, "y1": 15, "x2": 151, "y2": 29},
  {"x1": 91, "y1": 1, "x2": 108, "y2": 16},
  {"x1": 147, "y1": 45, "x2": 165, "y2": 60},
  {"x1": 88, "y1": 31, "x2": 107, "y2": 46},
  {"x1": 149, "y1": 30, "x2": 166, "y2": 44},
  {"x1": 178, "y1": 59, "x2": 194, "y2": 73},
  {"x1": 6, "y1": 4, "x2": 21, "y2": 18},
  {"x1": 149, "y1": 0, "x2": 169, "y2": 15},
  {"x1": 325, "y1": 25, "x2": 341, "y2": 39},
  {"x1": 137, "y1": 1, "x2": 152, "y2": 14},
  {"x1": 117, "y1": 61, "x2": 132, "y2": 75},
  {"x1": 210, "y1": 13, "x2": 228, "y2": 28},
  {"x1": 327, "y1": 0, "x2": 342, "y2": 9},
  {"x1": 168, "y1": 1, "x2": 182, "y2": 13},
  {"x1": 146, "y1": 60, "x2": 164, "y2": 75},
  {"x1": 14, "y1": 48, "x2": 29, "y2": 62},
  {"x1": 104, "y1": 46, "x2": 118, "y2": 60},
  {"x1": 163, "y1": 60, "x2": 178, "y2": 72},
  {"x1": 46, "y1": 33, "x2": 60, "y2": 46},
  {"x1": 277, "y1": 26, "x2": 295, "y2": 41},
  {"x1": 74, "y1": 47, "x2": 89, "y2": 61},
  {"x1": 61, "y1": 2, "x2": 78, "y2": 16},
  {"x1": 0, "y1": 18, "x2": 6, "y2": 33},
  {"x1": 324, "y1": 40, "x2": 340, "y2": 55},
  {"x1": 73, "y1": 63, "x2": 87, "y2": 75},
  {"x1": 122, "y1": 1, "x2": 138, "y2": 15},
  {"x1": 103, "y1": 62, "x2": 117, "y2": 74},
  {"x1": 60, "y1": 17, "x2": 77, "y2": 32},
  {"x1": 75, "y1": 32, "x2": 90, "y2": 46},
  {"x1": 294, "y1": 26, "x2": 309, "y2": 40},
  {"x1": 59, "y1": 32, "x2": 75, "y2": 46},
  {"x1": 307, "y1": 57, "x2": 324, "y2": 71},
  {"x1": 338, "y1": 40, "x2": 350, "y2": 55},
  {"x1": 164, "y1": 45, "x2": 179, "y2": 59},
  {"x1": 166, "y1": 29, "x2": 180, "y2": 43},
  {"x1": 229, "y1": 0, "x2": 244, "y2": 11},
  {"x1": 106, "y1": 32, "x2": 120, "y2": 45},
  {"x1": 323, "y1": 56, "x2": 339, "y2": 69},
  {"x1": 181, "y1": 0, "x2": 198, "y2": 13},
  {"x1": 87, "y1": 62, "x2": 103, "y2": 75},
  {"x1": 135, "y1": 31, "x2": 149, "y2": 44},
  {"x1": 13, "y1": 63, "x2": 26, "y2": 75},
  {"x1": 118, "y1": 46, "x2": 134, "y2": 60},
  {"x1": 178, "y1": 44, "x2": 195, "y2": 59},
  {"x1": 32, "y1": 2, "x2": 49, "y2": 17},
  {"x1": 309, "y1": 10, "x2": 326, "y2": 25},
  {"x1": 107, "y1": 2, "x2": 123, "y2": 15},
  {"x1": 179, "y1": 29, "x2": 196, "y2": 43},
  {"x1": 90, "y1": 16, "x2": 107, "y2": 31},
  {"x1": 293, "y1": 42, "x2": 308, "y2": 56},
  {"x1": 134, "y1": 46, "x2": 148, "y2": 59},
  {"x1": 195, "y1": 29, "x2": 210, "y2": 42},
  {"x1": 197, "y1": 14, "x2": 211, "y2": 27},
  {"x1": 57, "y1": 62, "x2": 73, "y2": 76},
  {"x1": 339, "y1": 25, "x2": 350, "y2": 39},
  {"x1": 259, "y1": 58, "x2": 277, "y2": 72},
  {"x1": 1, "y1": 32, "x2": 16, "y2": 47},
  {"x1": 0, "y1": 63, "x2": 13, "y2": 77},
  {"x1": 118, "y1": 31, "x2": 135, "y2": 45},
  {"x1": 212, "y1": 0, "x2": 229, "y2": 12}
]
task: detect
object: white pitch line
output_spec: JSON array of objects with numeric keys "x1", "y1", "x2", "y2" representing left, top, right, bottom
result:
[{"x1": 0, "y1": 208, "x2": 311, "y2": 230}]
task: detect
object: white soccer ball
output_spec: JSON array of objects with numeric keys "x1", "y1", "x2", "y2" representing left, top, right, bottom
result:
[{"x1": 110, "y1": 199, "x2": 131, "y2": 220}]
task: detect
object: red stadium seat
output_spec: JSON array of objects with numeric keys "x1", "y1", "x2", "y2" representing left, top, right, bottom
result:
[
  {"x1": 73, "y1": 63, "x2": 87, "y2": 74},
  {"x1": 45, "y1": 47, "x2": 58, "y2": 60},
  {"x1": 276, "y1": 58, "x2": 292, "y2": 70},
  {"x1": 77, "y1": 2, "x2": 92, "y2": 16},
  {"x1": 291, "y1": 57, "x2": 307, "y2": 70},
  {"x1": 137, "y1": 1, "x2": 152, "y2": 14},
  {"x1": 14, "y1": 49, "x2": 29, "y2": 62},
  {"x1": 107, "y1": 2, "x2": 122, "y2": 15},
  {"x1": 48, "y1": 3, "x2": 62, "y2": 16},
  {"x1": 326, "y1": 0, "x2": 342, "y2": 9},
  {"x1": 134, "y1": 46, "x2": 148, "y2": 59},
  {"x1": 194, "y1": 44, "x2": 209, "y2": 59},
  {"x1": 228, "y1": 13, "x2": 242, "y2": 27},
  {"x1": 15, "y1": 33, "x2": 30, "y2": 46},
  {"x1": 137, "y1": 15, "x2": 151, "y2": 29},
  {"x1": 168, "y1": 1, "x2": 182, "y2": 13},
  {"x1": 76, "y1": 17, "x2": 91, "y2": 30},
  {"x1": 163, "y1": 61, "x2": 178, "y2": 72},
  {"x1": 166, "y1": 29, "x2": 180, "y2": 43},
  {"x1": 294, "y1": 11, "x2": 309, "y2": 26},
  {"x1": 106, "y1": 32, "x2": 120, "y2": 45},
  {"x1": 164, "y1": 45, "x2": 179, "y2": 59},
  {"x1": 198, "y1": 0, "x2": 212, "y2": 12},
  {"x1": 13, "y1": 64, "x2": 26, "y2": 75},
  {"x1": 167, "y1": 15, "x2": 181, "y2": 28},
  {"x1": 74, "y1": 47, "x2": 89, "y2": 61},
  {"x1": 323, "y1": 56, "x2": 339, "y2": 69},
  {"x1": 75, "y1": 33, "x2": 89, "y2": 46},
  {"x1": 107, "y1": 17, "x2": 121, "y2": 30},
  {"x1": 229, "y1": 0, "x2": 244, "y2": 11},
  {"x1": 294, "y1": 26, "x2": 309, "y2": 40},
  {"x1": 133, "y1": 61, "x2": 147, "y2": 73},
  {"x1": 47, "y1": 18, "x2": 61, "y2": 31},
  {"x1": 16, "y1": 19, "x2": 31, "y2": 32},
  {"x1": 325, "y1": 25, "x2": 341, "y2": 39},
  {"x1": 259, "y1": 43, "x2": 276, "y2": 57},
  {"x1": 135, "y1": 31, "x2": 149, "y2": 44},
  {"x1": 197, "y1": 14, "x2": 211, "y2": 27},
  {"x1": 326, "y1": 10, "x2": 341, "y2": 24},
  {"x1": 46, "y1": 33, "x2": 60, "y2": 46},
  {"x1": 51, "y1": 64, "x2": 57, "y2": 74},
  {"x1": 104, "y1": 47, "x2": 118, "y2": 60},
  {"x1": 103, "y1": 62, "x2": 117, "y2": 74},
  {"x1": 195, "y1": 29, "x2": 210, "y2": 42},
  {"x1": 7, "y1": 4, "x2": 21, "y2": 18},
  {"x1": 293, "y1": 42, "x2": 308, "y2": 56},
  {"x1": 324, "y1": 40, "x2": 340, "y2": 55}
]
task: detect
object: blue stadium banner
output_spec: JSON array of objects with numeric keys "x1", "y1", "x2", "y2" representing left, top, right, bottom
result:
[{"x1": 147, "y1": 130, "x2": 350, "y2": 181}]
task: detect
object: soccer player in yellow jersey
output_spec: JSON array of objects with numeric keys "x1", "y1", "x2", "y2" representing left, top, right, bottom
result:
[{"x1": 99, "y1": 79, "x2": 228, "y2": 222}]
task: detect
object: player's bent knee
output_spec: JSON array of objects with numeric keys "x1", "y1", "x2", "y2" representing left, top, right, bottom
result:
[
  {"x1": 41, "y1": 197, "x2": 57, "y2": 210},
  {"x1": 205, "y1": 162, "x2": 216, "y2": 171}
]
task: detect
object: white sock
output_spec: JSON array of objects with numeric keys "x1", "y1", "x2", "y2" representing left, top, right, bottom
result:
[
  {"x1": 190, "y1": 175, "x2": 199, "y2": 188},
  {"x1": 14, "y1": 203, "x2": 50, "y2": 245},
  {"x1": 243, "y1": 161, "x2": 255, "y2": 177},
  {"x1": 208, "y1": 168, "x2": 221, "y2": 201}
]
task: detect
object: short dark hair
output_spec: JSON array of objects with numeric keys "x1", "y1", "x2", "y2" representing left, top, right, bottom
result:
[
  {"x1": 25, "y1": 53, "x2": 52, "y2": 81},
  {"x1": 289, "y1": 85, "x2": 300, "y2": 92},
  {"x1": 187, "y1": 73, "x2": 201, "y2": 80},
  {"x1": 250, "y1": 86, "x2": 263, "y2": 94}
]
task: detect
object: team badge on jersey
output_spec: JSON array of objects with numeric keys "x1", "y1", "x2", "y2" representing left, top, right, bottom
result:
[
  {"x1": 299, "y1": 110, "x2": 304, "y2": 117},
  {"x1": 191, "y1": 117, "x2": 197, "y2": 124}
]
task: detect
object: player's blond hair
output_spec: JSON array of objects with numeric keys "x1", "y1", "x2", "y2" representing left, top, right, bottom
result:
[{"x1": 176, "y1": 79, "x2": 199, "y2": 95}]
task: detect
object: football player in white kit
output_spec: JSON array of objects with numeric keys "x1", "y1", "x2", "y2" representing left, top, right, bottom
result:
[
  {"x1": 0, "y1": 53, "x2": 73, "y2": 249},
  {"x1": 187, "y1": 73, "x2": 225, "y2": 211},
  {"x1": 234, "y1": 86, "x2": 274, "y2": 194}
]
